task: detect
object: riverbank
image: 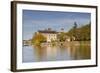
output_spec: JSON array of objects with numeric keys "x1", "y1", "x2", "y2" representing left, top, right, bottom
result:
[
  {"x1": 40, "y1": 41, "x2": 90, "y2": 47},
  {"x1": 23, "y1": 40, "x2": 90, "y2": 47}
]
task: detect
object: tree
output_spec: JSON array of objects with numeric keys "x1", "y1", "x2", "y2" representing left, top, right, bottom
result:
[
  {"x1": 73, "y1": 22, "x2": 78, "y2": 36},
  {"x1": 31, "y1": 33, "x2": 46, "y2": 46},
  {"x1": 73, "y1": 22, "x2": 77, "y2": 29},
  {"x1": 67, "y1": 22, "x2": 91, "y2": 41},
  {"x1": 67, "y1": 22, "x2": 78, "y2": 41},
  {"x1": 58, "y1": 32, "x2": 66, "y2": 42}
]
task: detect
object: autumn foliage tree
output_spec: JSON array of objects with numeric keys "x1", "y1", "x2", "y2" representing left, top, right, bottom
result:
[
  {"x1": 67, "y1": 22, "x2": 91, "y2": 41},
  {"x1": 31, "y1": 33, "x2": 46, "y2": 46}
]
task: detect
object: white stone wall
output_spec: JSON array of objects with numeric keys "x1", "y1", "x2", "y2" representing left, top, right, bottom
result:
[{"x1": 42, "y1": 33, "x2": 57, "y2": 42}]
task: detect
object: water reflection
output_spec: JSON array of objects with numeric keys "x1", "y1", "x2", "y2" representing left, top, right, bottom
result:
[{"x1": 22, "y1": 42, "x2": 91, "y2": 62}]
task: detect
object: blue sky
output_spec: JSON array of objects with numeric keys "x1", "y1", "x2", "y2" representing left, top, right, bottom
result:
[{"x1": 22, "y1": 10, "x2": 91, "y2": 40}]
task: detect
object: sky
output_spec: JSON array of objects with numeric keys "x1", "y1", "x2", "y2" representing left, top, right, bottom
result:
[{"x1": 22, "y1": 10, "x2": 91, "y2": 40}]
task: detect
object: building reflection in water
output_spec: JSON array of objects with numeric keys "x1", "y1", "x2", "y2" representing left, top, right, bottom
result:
[
  {"x1": 23, "y1": 42, "x2": 91, "y2": 62},
  {"x1": 33, "y1": 44, "x2": 90, "y2": 62}
]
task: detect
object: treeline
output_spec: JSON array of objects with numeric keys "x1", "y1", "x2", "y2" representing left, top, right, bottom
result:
[{"x1": 67, "y1": 22, "x2": 91, "y2": 41}]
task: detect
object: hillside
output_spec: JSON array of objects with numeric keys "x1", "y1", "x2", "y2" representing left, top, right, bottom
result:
[{"x1": 67, "y1": 23, "x2": 91, "y2": 41}]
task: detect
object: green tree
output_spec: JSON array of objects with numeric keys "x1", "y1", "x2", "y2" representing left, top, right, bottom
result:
[
  {"x1": 73, "y1": 22, "x2": 77, "y2": 29},
  {"x1": 67, "y1": 22, "x2": 78, "y2": 41},
  {"x1": 58, "y1": 32, "x2": 66, "y2": 42},
  {"x1": 73, "y1": 22, "x2": 78, "y2": 40}
]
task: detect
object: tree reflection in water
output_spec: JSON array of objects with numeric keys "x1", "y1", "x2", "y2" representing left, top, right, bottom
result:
[{"x1": 23, "y1": 41, "x2": 91, "y2": 62}]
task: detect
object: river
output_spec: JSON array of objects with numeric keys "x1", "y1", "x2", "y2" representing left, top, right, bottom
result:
[{"x1": 22, "y1": 41, "x2": 91, "y2": 63}]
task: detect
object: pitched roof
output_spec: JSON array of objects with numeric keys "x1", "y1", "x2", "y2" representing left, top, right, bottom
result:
[{"x1": 38, "y1": 30, "x2": 57, "y2": 34}]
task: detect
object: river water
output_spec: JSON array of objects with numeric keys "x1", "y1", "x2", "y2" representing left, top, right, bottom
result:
[{"x1": 22, "y1": 43, "x2": 90, "y2": 63}]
